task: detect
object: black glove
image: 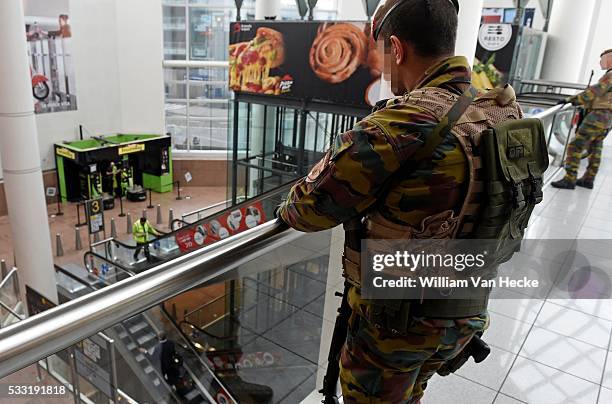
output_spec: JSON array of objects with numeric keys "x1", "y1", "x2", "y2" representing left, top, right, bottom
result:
[{"x1": 557, "y1": 99, "x2": 569, "y2": 105}]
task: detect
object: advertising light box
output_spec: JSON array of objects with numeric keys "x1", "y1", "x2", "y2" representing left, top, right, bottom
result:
[{"x1": 229, "y1": 21, "x2": 384, "y2": 107}]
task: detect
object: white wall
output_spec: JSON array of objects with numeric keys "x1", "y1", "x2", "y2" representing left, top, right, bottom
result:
[
  {"x1": 579, "y1": 0, "x2": 612, "y2": 85},
  {"x1": 0, "y1": 0, "x2": 164, "y2": 179},
  {"x1": 115, "y1": 0, "x2": 165, "y2": 134}
]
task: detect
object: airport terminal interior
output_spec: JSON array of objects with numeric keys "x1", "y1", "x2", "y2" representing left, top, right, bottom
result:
[{"x1": 0, "y1": 0, "x2": 611, "y2": 403}]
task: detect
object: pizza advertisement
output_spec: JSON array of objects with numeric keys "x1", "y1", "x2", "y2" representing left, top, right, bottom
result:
[
  {"x1": 175, "y1": 202, "x2": 266, "y2": 253},
  {"x1": 229, "y1": 21, "x2": 383, "y2": 107}
]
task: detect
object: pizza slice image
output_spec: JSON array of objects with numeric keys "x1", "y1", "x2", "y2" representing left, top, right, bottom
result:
[{"x1": 229, "y1": 27, "x2": 286, "y2": 94}]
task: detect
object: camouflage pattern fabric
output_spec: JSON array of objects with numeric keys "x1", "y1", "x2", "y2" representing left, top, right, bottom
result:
[
  {"x1": 277, "y1": 56, "x2": 493, "y2": 402},
  {"x1": 563, "y1": 70, "x2": 611, "y2": 182},
  {"x1": 563, "y1": 110, "x2": 611, "y2": 182},
  {"x1": 340, "y1": 287, "x2": 488, "y2": 404},
  {"x1": 278, "y1": 56, "x2": 475, "y2": 232},
  {"x1": 569, "y1": 70, "x2": 611, "y2": 111}
]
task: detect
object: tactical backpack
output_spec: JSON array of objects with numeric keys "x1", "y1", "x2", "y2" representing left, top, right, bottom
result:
[{"x1": 342, "y1": 84, "x2": 550, "y2": 321}]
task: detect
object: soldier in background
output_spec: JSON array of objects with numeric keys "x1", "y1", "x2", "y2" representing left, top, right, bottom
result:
[
  {"x1": 552, "y1": 49, "x2": 611, "y2": 190},
  {"x1": 277, "y1": 0, "x2": 528, "y2": 402}
]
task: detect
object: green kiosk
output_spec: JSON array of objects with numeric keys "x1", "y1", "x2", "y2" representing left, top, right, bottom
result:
[{"x1": 54, "y1": 134, "x2": 173, "y2": 203}]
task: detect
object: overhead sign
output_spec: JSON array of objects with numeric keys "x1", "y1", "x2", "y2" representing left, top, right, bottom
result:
[
  {"x1": 56, "y1": 147, "x2": 76, "y2": 160},
  {"x1": 86, "y1": 198, "x2": 105, "y2": 235},
  {"x1": 118, "y1": 143, "x2": 145, "y2": 155},
  {"x1": 229, "y1": 21, "x2": 383, "y2": 107}
]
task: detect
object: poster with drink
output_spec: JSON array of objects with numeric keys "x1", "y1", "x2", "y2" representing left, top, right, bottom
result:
[
  {"x1": 229, "y1": 21, "x2": 383, "y2": 107},
  {"x1": 175, "y1": 202, "x2": 266, "y2": 253}
]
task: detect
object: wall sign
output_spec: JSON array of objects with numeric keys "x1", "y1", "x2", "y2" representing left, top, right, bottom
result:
[
  {"x1": 56, "y1": 147, "x2": 76, "y2": 160},
  {"x1": 118, "y1": 143, "x2": 145, "y2": 155},
  {"x1": 86, "y1": 198, "x2": 105, "y2": 235},
  {"x1": 478, "y1": 24, "x2": 513, "y2": 52}
]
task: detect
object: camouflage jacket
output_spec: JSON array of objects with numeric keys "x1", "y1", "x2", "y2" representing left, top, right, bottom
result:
[
  {"x1": 570, "y1": 70, "x2": 611, "y2": 131},
  {"x1": 279, "y1": 56, "x2": 479, "y2": 231}
]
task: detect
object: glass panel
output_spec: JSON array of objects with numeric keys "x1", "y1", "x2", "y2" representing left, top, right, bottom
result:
[
  {"x1": 190, "y1": 8, "x2": 231, "y2": 61},
  {"x1": 163, "y1": 4, "x2": 187, "y2": 60},
  {"x1": 166, "y1": 101, "x2": 189, "y2": 151}
]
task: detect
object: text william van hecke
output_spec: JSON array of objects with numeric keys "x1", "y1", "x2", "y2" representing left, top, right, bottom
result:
[{"x1": 372, "y1": 276, "x2": 539, "y2": 288}]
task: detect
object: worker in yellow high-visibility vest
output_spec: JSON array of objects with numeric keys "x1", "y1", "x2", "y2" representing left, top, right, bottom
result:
[{"x1": 133, "y1": 217, "x2": 160, "y2": 262}]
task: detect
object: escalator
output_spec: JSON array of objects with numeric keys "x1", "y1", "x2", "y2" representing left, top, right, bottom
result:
[{"x1": 67, "y1": 179, "x2": 333, "y2": 403}]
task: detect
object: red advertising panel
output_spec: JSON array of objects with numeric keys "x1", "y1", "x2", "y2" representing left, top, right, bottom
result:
[{"x1": 176, "y1": 202, "x2": 266, "y2": 253}]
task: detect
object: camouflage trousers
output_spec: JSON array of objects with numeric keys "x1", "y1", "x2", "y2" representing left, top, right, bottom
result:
[
  {"x1": 564, "y1": 111, "x2": 611, "y2": 182},
  {"x1": 340, "y1": 287, "x2": 489, "y2": 403}
]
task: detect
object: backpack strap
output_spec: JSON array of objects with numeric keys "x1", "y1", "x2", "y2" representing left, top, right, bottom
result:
[{"x1": 413, "y1": 85, "x2": 479, "y2": 160}]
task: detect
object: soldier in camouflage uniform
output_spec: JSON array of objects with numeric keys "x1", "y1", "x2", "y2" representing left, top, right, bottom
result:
[
  {"x1": 278, "y1": 0, "x2": 523, "y2": 402},
  {"x1": 552, "y1": 48, "x2": 612, "y2": 190}
]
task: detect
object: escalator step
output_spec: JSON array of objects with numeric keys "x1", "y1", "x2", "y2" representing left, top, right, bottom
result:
[
  {"x1": 184, "y1": 390, "x2": 199, "y2": 400},
  {"x1": 152, "y1": 378, "x2": 160, "y2": 387},
  {"x1": 126, "y1": 342, "x2": 136, "y2": 351},
  {"x1": 135, "y1": 354, "x2": 145, "y2": 362},
  {"x1": 129, "y1": 322, "x2": 148, "y2": 334},
  {"x1": 118, "y1": 331, "x2": 128, "y2": 339},
  {"x1": 137, "y1": 334, "x2": 155, "y2": 345},
  {"x1": 144, "y1": 366, "x2": 154, "y2": 374}
]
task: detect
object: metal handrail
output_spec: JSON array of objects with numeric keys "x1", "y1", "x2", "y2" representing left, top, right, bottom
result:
[
  {"x1": 0, "y1": 219, "x2": 298, "y2": 378},
  {"x1": 0, "y1": 268, "x2": 17, "y2": 290}
]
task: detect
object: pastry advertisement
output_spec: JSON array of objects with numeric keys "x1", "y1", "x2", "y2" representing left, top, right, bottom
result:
[
  {"x1": 175, "y1": 202, "x2": 266, "y2": 253},
  {"x1": 229, "y1": 21, "x2": 383, "y2": 107}
]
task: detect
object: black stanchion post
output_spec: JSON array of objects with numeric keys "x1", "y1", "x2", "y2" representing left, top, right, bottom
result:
[
  {"x1": 147, "y1": 188, "x2": 154, "y2": 209},
  {"x1": 118, "y1": 196, "x2": 125, "y2": 217},
  {"x1": 176, "y1": 181, "x2": 182, "y2": 200},
  {"x1": 56, "y1": 195, "x2": 64, "y2": 216}
]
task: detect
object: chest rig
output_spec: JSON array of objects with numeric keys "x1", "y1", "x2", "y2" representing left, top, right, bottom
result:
[{"x1": 342, "y1": 84, "x2": 548, "y2": 322}]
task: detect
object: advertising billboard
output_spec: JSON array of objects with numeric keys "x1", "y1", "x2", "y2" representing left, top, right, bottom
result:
[{"x1": 229, "y1": 21, "x2": 383, "y2": 107}]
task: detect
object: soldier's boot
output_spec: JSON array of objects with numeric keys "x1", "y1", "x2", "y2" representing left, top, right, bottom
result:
[
  {"x1": 551, "y1": 178, "x2": 576, "y2": 189},
  {"x1": 576, "y1": 177, "x2": 594, "y2": 189}
]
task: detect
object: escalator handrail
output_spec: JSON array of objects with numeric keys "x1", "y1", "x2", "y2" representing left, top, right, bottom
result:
[
  {"x1": 169, "y1": 181, "x2": 292, "y2": 231},
  {"x1": 0, "y1": 219, "x2": 300, "y2": 379}
]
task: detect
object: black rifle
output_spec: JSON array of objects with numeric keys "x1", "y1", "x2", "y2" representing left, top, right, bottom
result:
[
  {"x1": 320, "y1": 219, "x2": 362, "y2": 404},
  {"x1": 320, "y1": 282, "x2": 352, "y2": 404},
  {"x1": 576, "y1": 70, "x2": 595, "y2": 129}
]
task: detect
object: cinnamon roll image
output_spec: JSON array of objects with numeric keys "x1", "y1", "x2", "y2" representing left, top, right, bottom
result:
[{"x1": 309, "y1": 23, "x2": 368, "y2": 84}]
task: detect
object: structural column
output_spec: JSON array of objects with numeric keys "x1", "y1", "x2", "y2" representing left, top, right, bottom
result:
[
  {"x1": 540, "y1": 0, "x2": 598, "y2": 83},
  {"x1": 455, "y1": 0, "x2": 484, "y2": 66},
  {"x1": 255, "y1": 0, "x2": 280, "y2": 20},
  {"x1": 0, "y1": 1, "x2": 58, "y2": 304}
]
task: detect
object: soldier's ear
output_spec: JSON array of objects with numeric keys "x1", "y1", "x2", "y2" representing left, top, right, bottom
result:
[{"x1": 389, "y1": 35, "x2": 404, "y2": 65}]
